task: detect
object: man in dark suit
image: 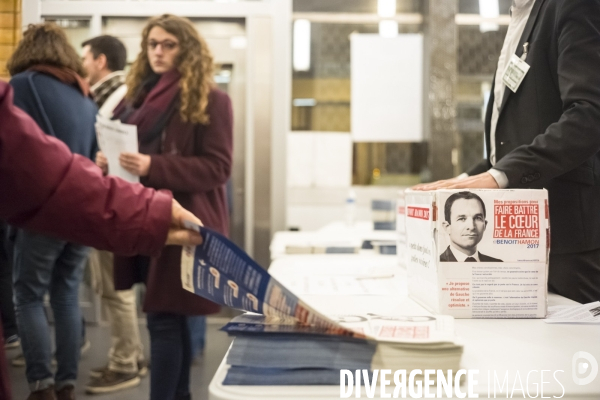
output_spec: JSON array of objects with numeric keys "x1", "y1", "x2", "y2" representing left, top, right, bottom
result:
[
  {"x1": 418, "y1": 0, "x2": 600, "y2": 302},
  {"x1": 439, "y1": 192, "x2": 502, "y2": 262}
]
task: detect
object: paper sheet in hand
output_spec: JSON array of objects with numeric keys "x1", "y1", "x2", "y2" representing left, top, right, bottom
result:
[{"x1": 95, "y1": 116, "x2": 139, "y2": 183}]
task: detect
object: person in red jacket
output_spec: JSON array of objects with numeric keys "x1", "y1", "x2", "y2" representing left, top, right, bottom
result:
[
  {"x1": 0, "y1": 79, "x2": 203, "y2": 400},
  {"x1": 7, "y1": 23, "x2": 102, "y2": 400},
  {"x1": 95, "y1": 14, "x2": 233, "y2": 400}
]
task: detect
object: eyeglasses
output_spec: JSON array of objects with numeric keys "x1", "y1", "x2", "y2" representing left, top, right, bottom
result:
[{"x1": 147, "y1": 40, "x2": 179, "y2": 51}]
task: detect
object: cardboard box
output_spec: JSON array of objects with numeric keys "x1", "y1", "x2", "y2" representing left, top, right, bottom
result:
[{"x1": 404, "y1": 189, "x2": 549, "y2": 318}]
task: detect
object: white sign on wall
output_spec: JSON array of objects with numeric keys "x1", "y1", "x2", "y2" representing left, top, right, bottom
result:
[{"x1": 351, "y1": 34, "x2": 423, "y2": 142}]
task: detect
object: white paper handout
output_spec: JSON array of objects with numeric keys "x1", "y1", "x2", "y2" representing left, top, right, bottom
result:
[
  {"x1": 544, "y1": 301, "x2": 600, "y2": 324},
  {"x1": 95, "y1": 115, "x2": 139, "y2": 183}
]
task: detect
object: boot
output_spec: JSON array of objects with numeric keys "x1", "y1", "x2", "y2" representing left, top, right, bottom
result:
[
  {"x1": 55, "y1": 385, "x2": 75, "y2": 400},
  {"x1": 26, "y1": 386, "x2": 57, "y2": 400}
]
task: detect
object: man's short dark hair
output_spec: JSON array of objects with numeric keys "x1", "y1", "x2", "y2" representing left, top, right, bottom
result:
[
  {"x1": 444, "y1": 191, "x2": 486, "y2": 223},
  {"x1": 82, "y1": 35, "x2": 127, "y2": 72}
]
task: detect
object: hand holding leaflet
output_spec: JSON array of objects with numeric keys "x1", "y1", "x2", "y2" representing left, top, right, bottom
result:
[
  {"x1": 165, "y1": 200, "x2": 204, "y2": 247},
  {"x1": 95, "y1": 115, "x2": 139, "y2": 183}
]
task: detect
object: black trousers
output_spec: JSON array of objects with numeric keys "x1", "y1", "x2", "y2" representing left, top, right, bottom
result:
[
  {"x1": 548, "y1": 247, "x2": 600, "y2": 304},
  {"x1": 0, "y1": 222, "x2": 17, "y2": 339},
  {"x1": 147, "y1": 312, "x2": 192, "y2": 400}
]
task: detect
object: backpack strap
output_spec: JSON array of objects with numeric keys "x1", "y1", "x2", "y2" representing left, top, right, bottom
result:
[{"x1": 26, "y1": 72, "x2": 57, "y2": 137}]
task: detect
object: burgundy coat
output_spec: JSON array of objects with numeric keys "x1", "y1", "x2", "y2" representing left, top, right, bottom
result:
[
  {"x1": 114, "y1": 88, "x2": 233, "y2": 316},
  {"x1": 0, "y1": 81, "x2": 173, "y2": 400}
]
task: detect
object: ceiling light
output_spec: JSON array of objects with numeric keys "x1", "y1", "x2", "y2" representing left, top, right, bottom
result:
[
  {"x1": 293, "y1": 19, "x2": 311, "y2": 71},
  {"x1": 378, "y1": 0, "x2": 396, "y2": 18}
]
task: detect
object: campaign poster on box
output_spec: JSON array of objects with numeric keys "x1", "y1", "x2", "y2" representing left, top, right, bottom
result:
[
  {"x1": 436, "y1": 190, "x2": 548, "y2": 263},
  {"x1": 405, "y1": 189, "x2": 549, "y2": 318},
  {"x1": 436, "y1": 190, "x2": 548, "y2": 318}
]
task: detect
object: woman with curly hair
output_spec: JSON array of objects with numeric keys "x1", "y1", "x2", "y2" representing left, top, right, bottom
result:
[
  {"x1": 93, "y1": 14, "x2": 233, "y2": 400},
  {"x1": 6, "y1": 23, "x2": 98, "y2": 400}
]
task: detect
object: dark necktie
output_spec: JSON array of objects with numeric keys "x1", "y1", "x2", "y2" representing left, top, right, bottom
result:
[{"x1": 465, "y1": 257, "x2": 477, "y2": 262}]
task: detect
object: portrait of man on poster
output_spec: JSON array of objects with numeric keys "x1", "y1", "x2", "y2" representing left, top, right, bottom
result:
[{"x1": 440, "y1": 191, "x2": 502, "y2": 262}]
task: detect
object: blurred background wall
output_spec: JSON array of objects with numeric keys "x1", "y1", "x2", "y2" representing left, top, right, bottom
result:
[{"x1": 4, "y1": 0, "x2": 510, "y2": 265}]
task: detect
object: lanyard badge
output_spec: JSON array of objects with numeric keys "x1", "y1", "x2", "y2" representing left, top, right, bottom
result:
[{"x1": 502, "y1": 42, "x2": 531, "y2": 93}]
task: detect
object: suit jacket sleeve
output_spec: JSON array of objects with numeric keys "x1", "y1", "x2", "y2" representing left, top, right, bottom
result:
[
  {"x1": 493, "y1": 0, "x2": 600, "y2": 188},
  {"x1": 0, "y1": 81, "x2": 172, "y2": 256},
  {"x1": 144, "y1": 90, "x2": 233, "y2": 193},
  {"x1": 466, "y1": 159, "x2": 492, "y2": 176}
]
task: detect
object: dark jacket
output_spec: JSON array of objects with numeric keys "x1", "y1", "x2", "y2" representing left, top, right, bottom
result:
[
  {"x1": 114, "y1": 88, "x2": 233, "y2": 316},
  {"x1": 439, "y1": 246, "x2": 503, "y2": 262},
  {"x1": 10, "y1": 71, "x2": 98, "y2": 159},
  {"x1": 0, "y1": 315, "x2": 9, "y2": 400},
  {"x1": 468, "y1": 0, "x2": 600, "y2": 255},
  {"x1": 0, "y1": 81, "x2": 173, "y2": 400}
]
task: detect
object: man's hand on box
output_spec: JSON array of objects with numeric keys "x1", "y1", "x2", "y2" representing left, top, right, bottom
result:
[
  {"x1": 413, "y1": 172, "x2": 499, "y2": 191},
  {"x1": 412, "y1": 177, "x2": 463, "y2": 191}
]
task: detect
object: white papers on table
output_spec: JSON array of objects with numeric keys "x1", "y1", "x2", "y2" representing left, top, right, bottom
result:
[
  {"x1": 280, "y1": 274, "x2": 395, "y2": 296},
  {"x1": 544, "y1": 301, "x2": 600, "y2": 324},
  {"x1": 95, "y1": 115, "x2": 139, "y2": 183}
]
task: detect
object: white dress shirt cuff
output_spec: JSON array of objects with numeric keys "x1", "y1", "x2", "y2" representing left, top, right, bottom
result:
[
  {"x1": 456, "y1": 173, "x2": 469, "y2": 180},
  {"x1": 488, "y1": 168, "x2": 509, "y2": 189}
]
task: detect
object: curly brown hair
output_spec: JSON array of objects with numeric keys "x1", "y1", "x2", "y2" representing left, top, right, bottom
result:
[
  {"x1": 126, "y1": 14, "x2": 215, "y2": 125},
  {"x1": 7, "y1": 23, "x2": 87, "y2": 77}
]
